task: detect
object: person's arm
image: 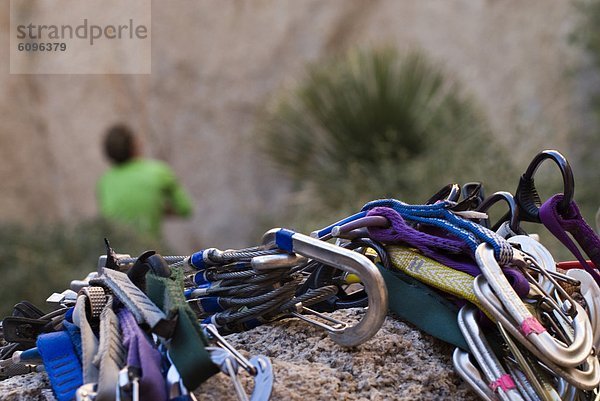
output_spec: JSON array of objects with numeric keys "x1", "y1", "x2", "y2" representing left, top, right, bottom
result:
[
  {"x1": 161, "y1": 165, "x2": 193, "y2": 217},
  {"x1": 168, "y1": 183, "x2": 193, "y2": 217}
]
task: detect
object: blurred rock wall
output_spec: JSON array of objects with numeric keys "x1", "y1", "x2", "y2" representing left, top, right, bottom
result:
[{"x1": 0, "y1": 0, "x2": 590, "y2": 250}]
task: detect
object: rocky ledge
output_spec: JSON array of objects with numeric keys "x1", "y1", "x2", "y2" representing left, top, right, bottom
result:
[{"x1": 0, "y1": 310, "x2": 477, "y2": 401}]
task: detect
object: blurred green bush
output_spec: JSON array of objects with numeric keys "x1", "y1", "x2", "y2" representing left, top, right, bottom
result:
[
  {"x1": 0, "y1": 218, "x2": 168, "y2": 318},
  {"x1": 260, "y1": 47, "x2": 516, "y2": 231}
]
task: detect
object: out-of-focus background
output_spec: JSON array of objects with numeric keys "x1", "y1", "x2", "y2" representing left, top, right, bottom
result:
[{"x1": 0, "y1": 0, "x2": 599, "y2": 315}]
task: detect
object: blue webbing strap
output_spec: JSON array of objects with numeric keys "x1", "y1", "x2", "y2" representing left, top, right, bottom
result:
[
  {"x1": 361, "y1": 199, "x2": 514, "y2": 265},
  {"x1": 62, "y1": 320, "x2": 83, "y2": 363},
  {"x1": 37, "y1": 331, "x2": 83, "y2": 401}
]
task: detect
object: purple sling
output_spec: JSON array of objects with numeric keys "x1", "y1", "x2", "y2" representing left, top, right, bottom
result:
[
  {"x1": 366, "y1": 206, "x2": 530, "y2": 297},
  {"x1": 117, "y1": 308, "x2": 167, "y2": 401},
  {"x1": 539, "y1": 194, "x2": 600, "y2": 287}
]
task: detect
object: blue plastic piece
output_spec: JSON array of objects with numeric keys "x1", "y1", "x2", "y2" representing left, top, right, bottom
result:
[
  {"x1": 199, "y1": 297, "x2": 223, "y2": 313},
  {"x1": 64, "y1": 307, "x2": 74, "y2": 323},
  {"x1": 36, "y1": 331, "x2": 83, "y2": 401},
  {"x1": 19, "y1": 347, "x2": 41, "y2": 361},
  {"x1": 190, "y1": 250, "x2": 206, "y2": 270},
  {"x1": 275, "y1": 229, "x2": 295, "y2": 252},
  {"x1": 13, "y1": 348, "x2": 42, "y2": 362},
  {"x1": 184, "y1": 283, "x2": 212, "y2": 299},
  {"x1": 193, "y1": 271, "x2": 210, "y2": 286}
]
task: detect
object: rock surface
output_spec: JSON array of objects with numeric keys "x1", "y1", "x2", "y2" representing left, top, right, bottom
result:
[
  {"x1": 0, "y1": 372, "x2": 51, "y2": 401},
  {"x1": 0, "y1": 310, "x2": 478, "y2": 400},
  {"x1": 196, "y1": 310, "x2": 477, "y2": 400}
]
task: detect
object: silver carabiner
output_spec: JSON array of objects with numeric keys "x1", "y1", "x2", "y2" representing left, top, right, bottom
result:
[
  {"x1": 206, "y1": 346, "x2": 274, "y2": 401},
  {"x1": 458, "y1": 305, "x2": 525, "y2": 401},
  {"x1": 251, "y1": 254, "x2": 308, "y2": 271},
  {"x1": 166, "y1": 361, "x2": 198, "y2": 401},
  {"x1": 476, "y1": 243, "x2": 593, "y2": 368},
  {"x1": 207, "y1": 347, "x2": 249, "y2": 401},
  {"x1": 473, "y1": 275, "x2": 600, "y2": 390},
  {"x1": 452, "y1": 348, "x2": 495, "y2": 401},
  {"x1": 566, "y1": 268, "x2": 600, "y2": 350},
  {"x1": 261, "y1": 228, "x2": 388, "y2": 347},
  {"x1": 508, "y1": 236, "x2": 580, "y2": 299},
  {"x1": 497, "y1": 321, "x2": 562, "y2": 401},
  {"x1": 204, "y1": 323, "x2": 257, "y2": 375},
  {"x1": 116, "y1": 366, "x2": 140, "y2": 401},
  {"x1": 204, "y1": 324, "x2": 273, "y2": 401}
]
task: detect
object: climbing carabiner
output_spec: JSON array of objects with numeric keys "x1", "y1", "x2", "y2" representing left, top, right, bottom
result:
[
  {"x1": 261, "y1": 228, "x2": 388, "y2": 347},
  {"x1": 457, "y1": 305, "x2": 524, "y2": 401},
  {"x1": 473, "y1": 275, "x2": 600, "y2": 390},
  {"x1": 452, "y1": 348, "x2": 495, "y2": 401},
  {"x1": 514, "y1": 149, "x2": 575, "y2": 222},
  {"x1": 476, "y1": 243, "x2": 593, "y2": 368},
  {"x1": 476, "y1": 191, "x2": 524, "y2": 235}
]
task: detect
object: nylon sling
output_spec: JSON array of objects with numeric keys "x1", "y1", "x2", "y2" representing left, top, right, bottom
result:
[
  {"x1": 377, "y1": 263, "x2": 469, "y2": 350},
  {"x1": 145, "y1": 267, "x2": 219, "y2": 390}
]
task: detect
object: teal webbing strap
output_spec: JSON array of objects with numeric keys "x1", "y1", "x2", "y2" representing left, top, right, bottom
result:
[
  {"x1": 377, "y1": 263, "x2": 469, "y2": 350},
  {"x1": 146, "y1": 268, "x2": 219, "y2": 390}
]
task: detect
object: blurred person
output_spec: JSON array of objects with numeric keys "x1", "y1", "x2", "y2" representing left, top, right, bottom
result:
[{"x1": 97, "y1": 124, "x2": 193, "y2": 238}]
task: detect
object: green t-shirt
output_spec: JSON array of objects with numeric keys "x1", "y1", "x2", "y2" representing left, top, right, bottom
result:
[{"x1": 97, "y1": 158, "x2": 192, "y2": 237}]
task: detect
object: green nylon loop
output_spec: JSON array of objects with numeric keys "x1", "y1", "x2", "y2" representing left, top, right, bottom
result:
[
  {"x1": 377, "y1": 263, "x2": 469, "y2": 350},
  {"x1": 146, "y1": 268, "x2": 219, "y2": 389}
]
